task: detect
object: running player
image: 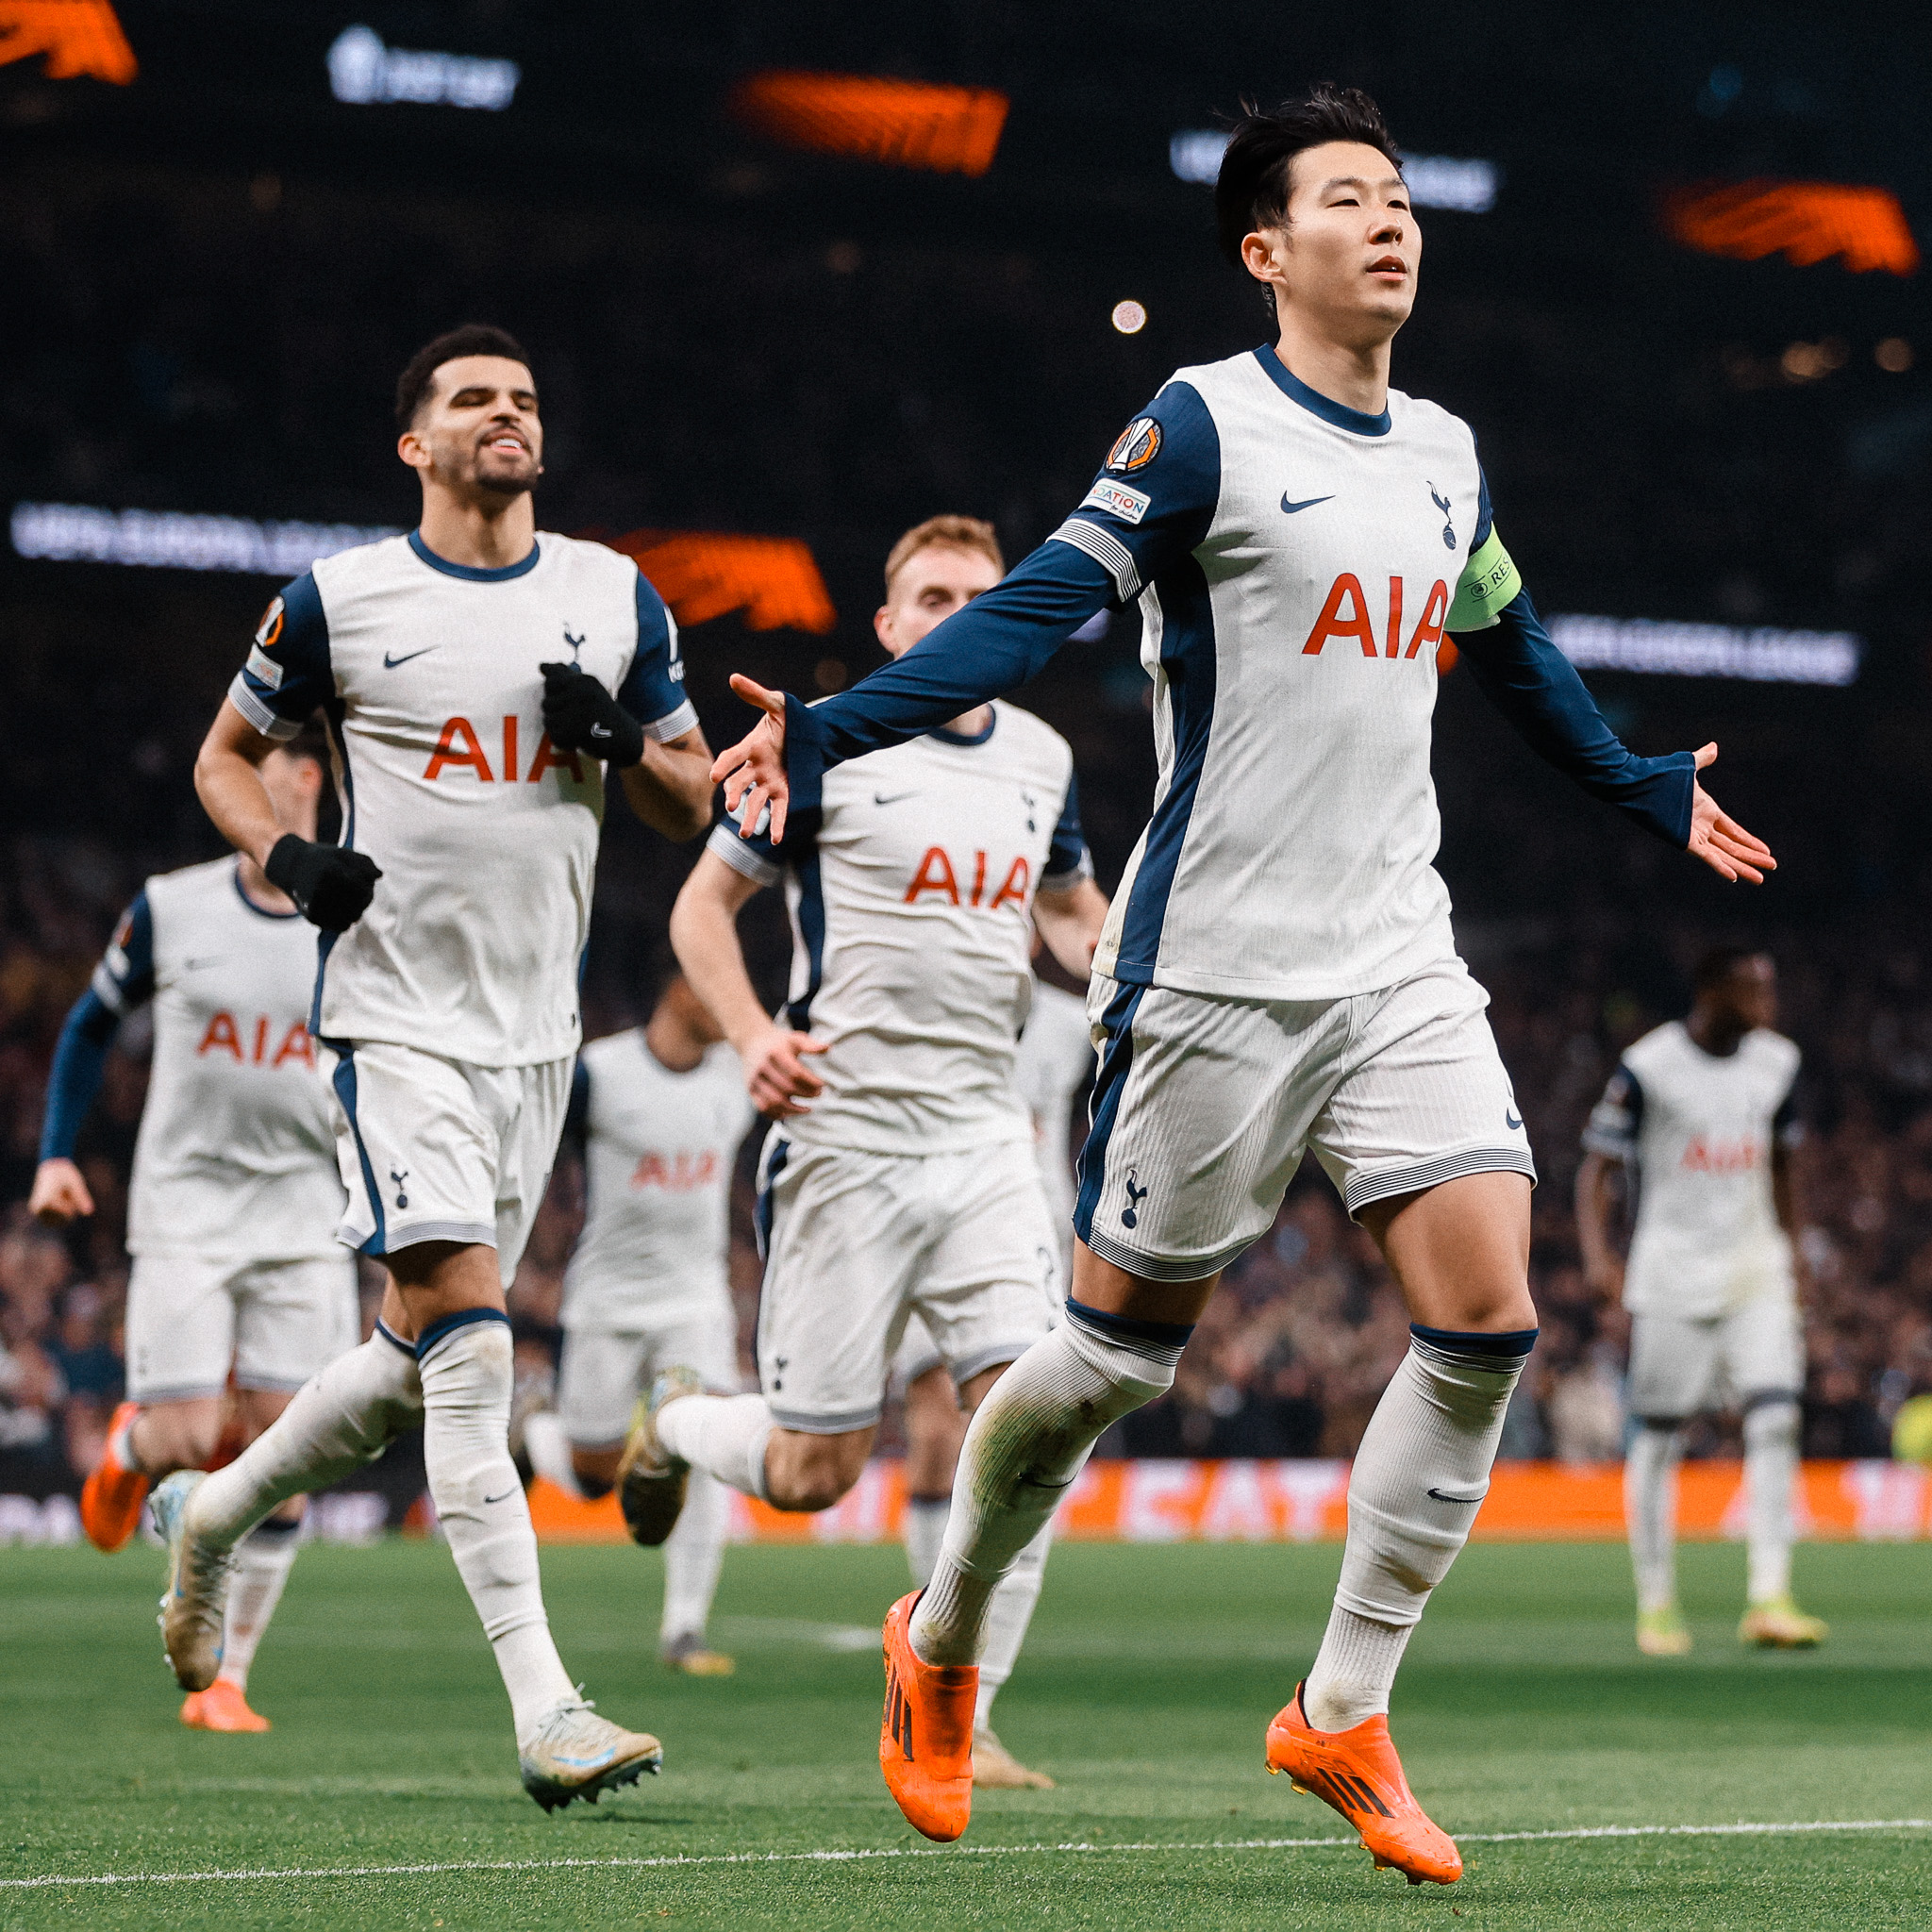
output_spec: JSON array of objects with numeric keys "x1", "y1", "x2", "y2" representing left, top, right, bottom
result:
[
  {"x1": 895, "y1": 946, "x2": 1094, "y2": 1789},
  {"x1": 630, "y1": 515, "x2": 1108, "y2": 1788},
  {"x1": 30, "y1": 730, "x2": 354, "y2": 1733},
  {"x1": 154, "y1": 325, "x2": 715, "y2": 1809},
  {"x1": 523, "y1": 965, "x2": 755, "y2": 1676},
  {"x1": 707, "y1": 88, "x2": 1774, "y2": 1879},
  {"x1": 1577, "y1": 948, "x2": 1823, "y2": 1655}
]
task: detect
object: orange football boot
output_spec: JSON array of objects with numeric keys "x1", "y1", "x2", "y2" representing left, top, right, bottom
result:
[
  {"x1": 1265, "y1": 1682, "x2": 1462, "y2": 1886},
  {"x1": 79, "y1": 1401, "x2": 150, "y2": 1553},
  {"x1": 180, "y1": 1679, "x2": 271, "y2": 1732},
  {"x1": 879, "y1": 1591, "x2": 976, "y2": 1842}
]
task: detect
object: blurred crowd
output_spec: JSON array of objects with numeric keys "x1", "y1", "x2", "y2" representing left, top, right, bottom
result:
[{"x1": 5, "y1": 826, "x2": 1930, "y2": 1498}]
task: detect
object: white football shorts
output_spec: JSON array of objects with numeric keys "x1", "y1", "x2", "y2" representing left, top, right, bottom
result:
[
  {"x1": 890, "y1": 1312, "x2": 949, "y2": 1393},
  {"x1": 1625, "y1": 1292, "x2": 1803, "y2": 1421},
  {"x1": 124, "y1": 1250, "x2": 358, "y2": 1404},
  {"x1": 556, "y1": 1300, "x2": 742, "y2": 1450},
  {"x1": 755, "y1": 1135, "x2": 1060, "y2": 1434},
  {"x1": 1074, "y1": 958, "x2": 1536, "y2": 1282},
  {"x1": 325, "y1": 1041, "x2": 572, "y2": 1284}
]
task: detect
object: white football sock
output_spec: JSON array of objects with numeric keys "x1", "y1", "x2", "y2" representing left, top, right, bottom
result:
[
  {"x1": 1742, "y1": 1396, "x2": 1800, "y2": 1605},
  {"x1": 655, "y1": 1391, "x2": 774, "y2": 1502},
  {"x1": 1304, "y1": 1327, "x2": 1532, "y2": 1732},
  {"x1": 911, "y1": 1310, "x2": 1179, "y2": 1669},
  {"x1": 973, "y1": 1520, "x2": 1053, "y2": 1727},
  {"x1": 417, "y1": 1315, "x2": 575, "y2": 1740},
  {"x1": 1626, "y1": 1419, "x2": 1684, "y2": 1614},
  {"x1": 903, "y1": 1494, "x2": 951, "y2": 1590},
  {"x1": 522, "y1": 1410, "x2": 585, "y2": 1499},
  {"x1": 214, "y1": 1513, "x2": 303, "y2": 1693},
  {"x1": 189, "y1": 1327, "x2": 422, "y2": 1547},
  {"x1": 660, "y1": 1470, "x2": 728, "y2": 1650}
]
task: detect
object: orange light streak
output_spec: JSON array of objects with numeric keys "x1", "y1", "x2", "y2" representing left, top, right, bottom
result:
[
  {"x1": 1664, "y1": 179, "x2": 1919, "y2": 276},
  {"x1": 731, "y1": 71, "x2": 1008, "y2": 177}
]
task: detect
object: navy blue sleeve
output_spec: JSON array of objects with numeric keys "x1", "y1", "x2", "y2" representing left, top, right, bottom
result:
[
  {"x1": 617, "y1": 571, "x2": 702, "y2": 741},
  {"x1": 39, "y1": 987, "x2": 124, "y2": 1162},
  {"x1": 92, "y1": 891, "x2": 156, "y2": 1016},
  {"x1": 1455, "y1": 591, "x2": 1696, "y2": 846},
  {"x1": 1041, "y1": 774, "x2": 1092, "y2": 889},
  {"x1": 1582, "y1": 1062, "x2": 1644, "y2": 1160},
  {"x1": 779, "y1": 382, "x2": 1222, "y2": 804},
  {"x1": 1471, "y1": 464, "x2": 1495, "y2": 551},
  {"x1": 227, "y1": 573, "x2": 333, "y2": 740}
]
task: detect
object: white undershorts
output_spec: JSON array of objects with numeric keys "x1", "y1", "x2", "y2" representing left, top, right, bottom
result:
[
  {"x1": 1074, "y1": 958, "x2": 1535, "y2": 1281},
  {"x1": 124, "y1": 1250, "x2": 358, "y2": 1404},
  {"x1": 755, "y1": 1136, "x2": 1060, "y2": 1435},
  {"x1": 326, "y1": 1041, "x2": 572, "y2": 1284},
  {"x1": 557, "y1": 1300, "x2": 741, "y2": 1449},
  {"x1": 1625, "y1": 1294, "x2": 1804, "y2": 1421}
]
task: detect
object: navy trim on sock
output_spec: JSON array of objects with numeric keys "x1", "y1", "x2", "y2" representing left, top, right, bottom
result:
[
  {"x1": 1066, "y1": 1297, "x2": 1196, "y2": 1349},
  {"x1": 1410, "y1": 1323, "x2": 1539, "y2": 1360},
  {"x1": 413, "y1": 1306, "x2": 512, "y2": 1361},
  {"x1": 375, "y1": 1319, "x2": 415, "y2": 1357},
  {"x1": 1740, "y1": 1388, "x2": 1802, "y2": 1415},
  {"x1": 248, "y1": 1514, "x2": 304, "y2": 1543}
]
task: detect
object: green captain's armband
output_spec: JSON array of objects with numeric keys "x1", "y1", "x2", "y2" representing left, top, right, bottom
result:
[{"x1": 1446, "y1": 528, "x2": 1522, "y2": 631}]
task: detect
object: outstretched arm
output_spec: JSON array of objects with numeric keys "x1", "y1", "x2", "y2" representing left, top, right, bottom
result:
[{"x1": 1447, "y1": 526, "x2": 1773, "y2": 882}]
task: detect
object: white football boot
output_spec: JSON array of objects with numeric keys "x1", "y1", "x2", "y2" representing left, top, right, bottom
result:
[
  {"x1": 152, "y1": 1472, "x2": 232, "y2": 1692},
  {"x1": 519, "y1": 1697, "x2": 664, "y2": 1811}
]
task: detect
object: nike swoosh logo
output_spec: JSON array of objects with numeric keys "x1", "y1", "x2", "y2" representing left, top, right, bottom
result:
[
  {"x1": 483, "y1": 1488, "x2": 517, "y2": 1505},
  {"x1": 590, "y1": 723, "x2": 611, "y2": 739},
  {"x1": 383, "y1": 648, "x2": 435, "y2": 668},
  {"x1": 1506, "y1": 1111, "x2": 1524, "y2": 1130},
  {"x1": 183, "y1": 956, "x2": 222, "y2": 971},
  {"x1": 1428, "y1": 1487, "x2": 1488, "y2": 1505},
  {"x1": 1280, "y1": 494, "x2": 1335, "y2": 515},
  {"x1": 874, "y1": 791, "x2": 917, "y2": 806}
]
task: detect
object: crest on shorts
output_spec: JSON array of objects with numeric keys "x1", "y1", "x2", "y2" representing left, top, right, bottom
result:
[{"x1": 1106, "y1": 418, "x2": 1162, "y2": 474}]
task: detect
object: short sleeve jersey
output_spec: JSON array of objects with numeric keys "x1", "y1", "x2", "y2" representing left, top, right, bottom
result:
[
  {"x1": 229, "y1": 531, "x2": 696, "y2": 1067},
  {"x1": 1049, "y1": 347, "x2": 1511, "y2": 1001},
  {"x1": 708, "y1": 699, "x2": 1091, "y2": 1155},
  {"x1": 1583, "y1": 1020, "x2": 1802, "y2": 1317},
  {"x1": 94, "y1": 858, "x2": 344, "y2": 1259},
  {"x1": 559, "y1": 1031, "x2": 755, "y2": 1331}
]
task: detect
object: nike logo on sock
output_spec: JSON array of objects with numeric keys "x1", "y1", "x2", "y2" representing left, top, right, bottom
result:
[
  {"x1": 1427, "y1": 1486, "x2": 1488, "y2": 1505},
  {"x1": 483, "y1": 1488, "x2": 517, "y2": 1505}
]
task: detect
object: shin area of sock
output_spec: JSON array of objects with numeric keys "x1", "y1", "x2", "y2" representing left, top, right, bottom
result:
[
  {"x1": 655, "y1": 1392, "x2": 775, "y2": 1502},
  {"x1": 910, "y1": 1309, "x2": 1181, "y2": 1669},
  {"x1": 903, "y1": 1495, "x2": 951, "y2": 1591},
  {"x1": 215, "y1": 1514, "x2": 303, "y2": 1693},
  {"x1": 1743, "y1": 1397, "x2": 1800, "y2": 1603},
  {"x1": 660, "y1": 1469, "x2": 729, "y2": 1647},
  {"x1": 1625, "y1": 1422, "x2": 1684, "y2": 1613},
  {"x1": 191, "y1": 1328, "x2": 422, "y2": 1546}
]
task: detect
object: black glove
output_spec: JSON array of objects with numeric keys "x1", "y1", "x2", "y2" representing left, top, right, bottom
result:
[
  {"x1": 539, "y1": 661, "x2": 644, "y2": 768},
  {"x1": 265, "y1": 835, "x2": 382, "y2": 933}
]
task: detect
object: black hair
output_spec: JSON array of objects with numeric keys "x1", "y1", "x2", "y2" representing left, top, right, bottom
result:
[
  {"x1": 394, "y1": 325, "x2": 531, "y2": 431},
  {"x1": 1693, "y1": 944, "x2": 1768, "y2": 992},
  {"x1": 1214, "y1": 84, "x2": 1403, "y2": 269}
]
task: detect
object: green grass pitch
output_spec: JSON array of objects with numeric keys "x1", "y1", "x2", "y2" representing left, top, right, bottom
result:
[{"x1": 2, "y1": 1534, "x2": 1929, "y2": 1928}]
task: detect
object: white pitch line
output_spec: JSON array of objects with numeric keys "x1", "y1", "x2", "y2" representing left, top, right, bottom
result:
[{"x1": 1, "y1": 1818, "x2": 1927, "y2": 1891}]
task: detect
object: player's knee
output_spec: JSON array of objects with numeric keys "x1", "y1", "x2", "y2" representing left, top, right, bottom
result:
[{"x1": 1742, "y1": 1393, "x2": 1800, "y2": 1448}]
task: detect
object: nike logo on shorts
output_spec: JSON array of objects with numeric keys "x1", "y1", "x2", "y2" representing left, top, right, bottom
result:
[
  {"x1": 383, "y1": 647, "x2": 435, "y2": 668},
  {"x1": 1280, "y1": 494, "x2": 1335, "y2": 515},
  {"x1": 1506, "y1": 1110, "x2": 1524, "y2": 1130}
]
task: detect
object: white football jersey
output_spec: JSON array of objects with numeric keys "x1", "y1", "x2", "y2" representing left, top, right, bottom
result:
[
  {"x1": 93, "y1": 858, "x2": 344, "y2": 1259},
  {"x1": 1583, "y1": 1021, "x2": 1801, "y2": 1317},
  {"x1": 229, "y1": 530, "x2": 697, "y2": 1067},
  {"x1": 559, "y1": 1030, "x2": 755, "y2": 1330},
  {"x1": 1049, "y1": 348, "x2": 1495, "y2": 1000},
  {"x1": 708, "y1": 700, "x2": 1091, "y2": 1155},
  {"x1": 1013, "y1": 978, "x2": 1095, "y2": 1262}
]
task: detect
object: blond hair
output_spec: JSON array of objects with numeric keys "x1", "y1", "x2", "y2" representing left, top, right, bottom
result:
[{"x1": 883, "y1": 514, "x2": 1004, "y2": 596}]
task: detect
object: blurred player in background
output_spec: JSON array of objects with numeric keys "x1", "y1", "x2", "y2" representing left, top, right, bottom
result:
[
  {"x1": 1577, "y1": 948, "x2": 1824, "y2": 1655},
  {"x1": 158, "y1": 325, "x2": 714, "y2": 1809},
  {"x1": 709, "y1": 87, "x2": 1774, "y2": 1879},
  {"x1": 634, "y1": 516, "x2": 1108, "y2": 1790},
  {"x1": 30, "y1": 730, "x2": 353, "y2": 1733},
  {"x1": 523, "y1": 965, "x2": 755, "y2": 1676},
  {"x1": 895, "y1": 941, "x2": 1093, "y2": 1789}
]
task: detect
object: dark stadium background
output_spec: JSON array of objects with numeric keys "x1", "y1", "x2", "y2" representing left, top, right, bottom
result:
[{"x1": 4, "y1": 1, "x2": 1931, "y2": 1508}]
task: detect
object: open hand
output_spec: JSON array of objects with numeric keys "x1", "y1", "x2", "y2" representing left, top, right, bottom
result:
[
  {"x1": 709, "y1": 675, "x2": 791, "y2": 844},
  {"x1": 1687, "y1": 743, "x2": 1774, "y2": 883}
]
